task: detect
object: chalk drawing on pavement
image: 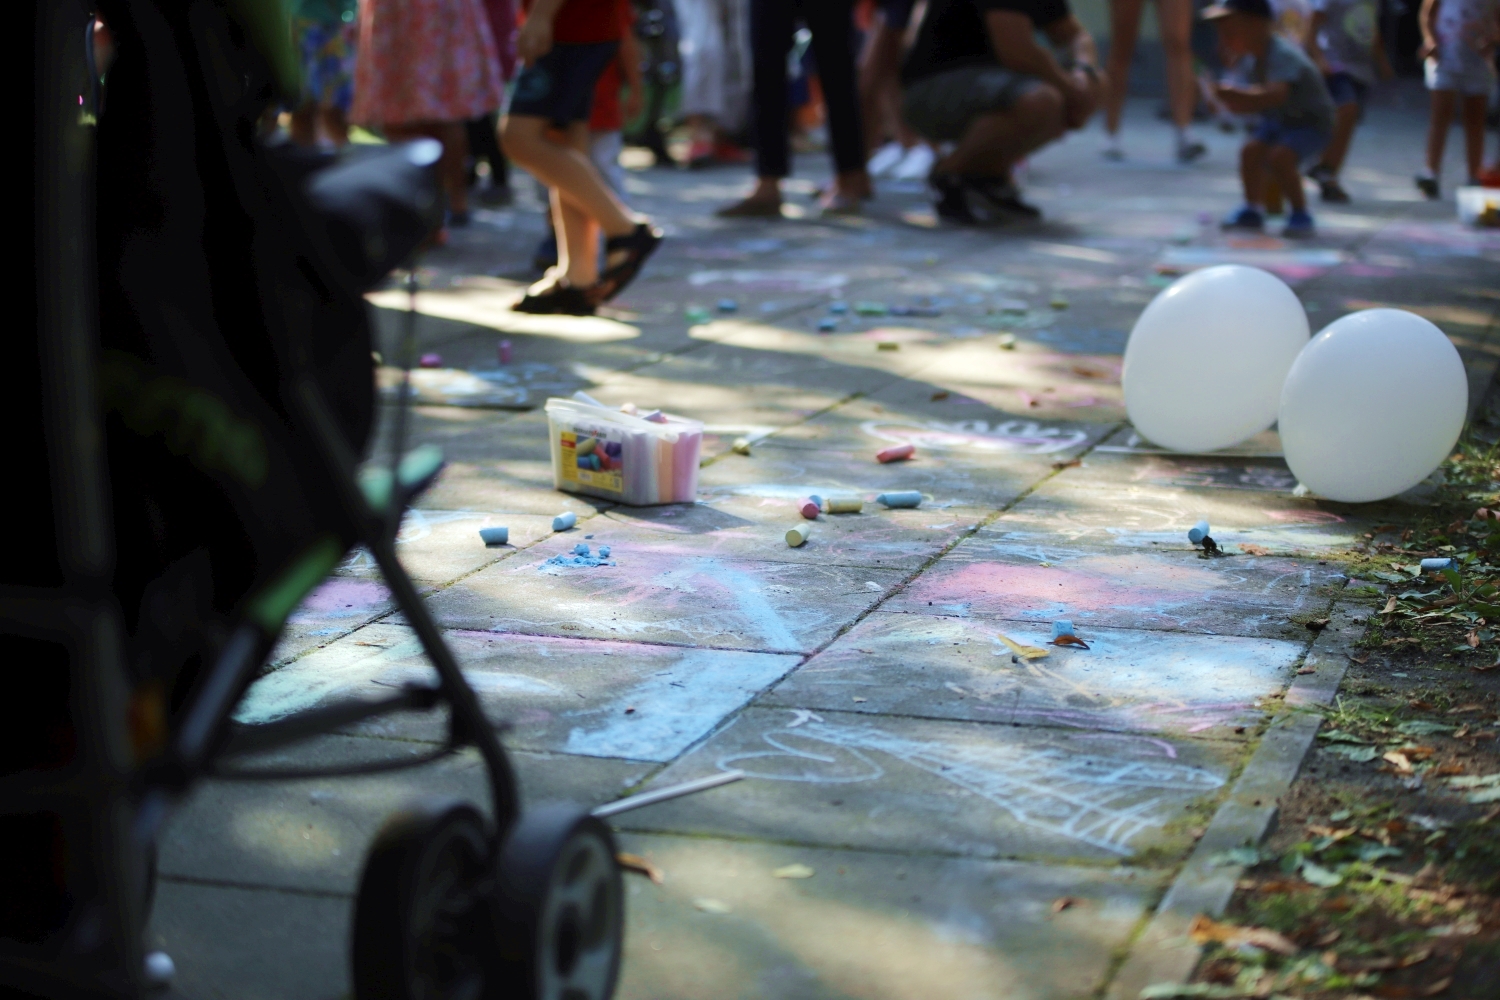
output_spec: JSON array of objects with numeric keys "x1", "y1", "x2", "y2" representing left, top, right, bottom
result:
[{"x1": 862, "y1": 419, "x2": 1090, "y2": 455}]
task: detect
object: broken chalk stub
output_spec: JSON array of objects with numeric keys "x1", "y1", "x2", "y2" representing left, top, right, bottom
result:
[
  {"x1": 478, "y1": 526, "x2": 510, "y2": 547},
  {"x1": 877, "y1": 491, "x2": 922, "y2": 508},
  {"x1": 1188, "y1": 520, "x2": 1210, "y2": 545},
  {"x1": 817, "y1": 317, "x2": 838, "y2": 332},
  {"x1": 876, "y1": 443, "x2": 915, "y2": 464},
  {"x1": 598, "y1": 545, "x2": 611, "y2": 558},
  {"x1": 552, "y1": 512, "x2": 577, "y2": 532},
  {"x1": 785, "y1": 523, "x2": 811, "y2": 548},
  {"x1": 1051, "y1": 620, "x2": 1075, "y2": 641},
  {"x1": 732, "y1": 437, "x2": 752, "y2": 455},
  {"x1": 573, "y1": 543, "x2": 591, "y2": 556},
  {"x1": 717, "y1": 298, "x2": 738, "y2": 313},
  {"x1": 418, "y1": 353, "x2": 443, "y2": 368},
  {"x1": 1420, "y1": 557, "x2": 1453, "y2": 571},
  {"x1": 798, "y1": 498, "x2": 821, "y2": 519},
  {"x1": 825, "y1": 497, "x2": 863, "y2": 514}
]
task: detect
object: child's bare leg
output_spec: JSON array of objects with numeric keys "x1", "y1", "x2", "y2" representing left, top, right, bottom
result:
[
  {"x1": 555, "y1": 124, "x2": 602, "y2": 288},
  {"x1": 1461, "y1": 94, "x2": 1488, "y2": 181},
  {"x1": 322, "y1": 106, "x2": 350, "y2": 147},
  {"x1": 290, "y1": 103, "x2": 318, "y2": 146},
  {"x1": 500, "y1": 115, "x2": 637, "y2": 237},
  {"x1": 1240, "y1": 140, "x2": 1267, "y2": 205},
  {"x1": 1320, "y1": 103, "x2": 1359, "y2": 174},
  {"x1": 1426, "y1": 89, "x2": 1457, "y2": 175},
  {"x1": 1266, "y1": 145, "x2": 1306, "y2": 212}
]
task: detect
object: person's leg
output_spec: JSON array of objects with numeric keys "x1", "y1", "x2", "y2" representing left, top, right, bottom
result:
[
  {"x1": 935, "y1": 86, "x2": 1067, "y2": 178},
  {"x1": 1266, "y1": 144, "x2": 1306, "y2": 213},
  {"x1": 1240, "y1": 139, "x2": 1266, "y2": 206},
  {"x1": 321, "y1": 106, "x2": 350, "y2": 147},
  {"x1": 721, "y1": 0, "x2": 795, "y2": 212},
  {"x1": 1158, "y1": 0, "x2": 1203, "y2": 160},
  {"x1": 384, "y1": 122, "x2": 468, "y2": 216},
  {"x1": 1425, "y1": 88, "x2": 1458, "y2": 178},
  {"x1": 1461, "y1": 93, "x2": 1489, "y2": 183},
  {"x1": 676, "y1": 0, "x2": 726, "y2": 160},
  {"x1": 555, "y1": 123, "x2": 603, "y2": 288},
  {"x1": 1320, "y1": 102, "x2": 1359, "y2": 175},
  {"x1": 290, "y1": 103, "x2": 318, "y2": 145},
  {"x1": 501, "y1": 114, "x2": 638, "y2": 235},
  {"x1": 804, "y1": 0, "x2": 869, "y2": 204},
  {"x1": 1103, "y1": 0, "x2": 1144, "y2": 153}
]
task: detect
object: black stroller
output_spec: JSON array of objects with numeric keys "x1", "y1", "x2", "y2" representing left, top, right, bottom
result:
[{"x1": 3, "y1": 2, "x2": 632, "y2": 996}]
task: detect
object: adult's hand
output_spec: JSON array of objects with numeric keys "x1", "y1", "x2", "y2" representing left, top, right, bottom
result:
[{"x1": 517, "y1": 17, "x2": 554, "y2": 66}]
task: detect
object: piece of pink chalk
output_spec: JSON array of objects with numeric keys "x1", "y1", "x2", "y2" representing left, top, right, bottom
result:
[
  {"x1": 876, "y1": 443, "x2": 915, "y2": 463},
  {"x1": 499, "y1": 340, "x2": 512, "y2": 365},
  {"x1": 419, "y1": 353, "x2": 442, "y2": 368},
  {"x1": 798, "y1": 498, "x2": 820, "y2": 519}
]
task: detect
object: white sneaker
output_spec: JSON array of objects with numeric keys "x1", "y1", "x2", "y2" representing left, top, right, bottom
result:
[
  {"x1": 892, "y1": 144, "x2": 936, "y2": 181},
  {"x1": 867, "y1": 141, "x2": 906, "y2": 178}
]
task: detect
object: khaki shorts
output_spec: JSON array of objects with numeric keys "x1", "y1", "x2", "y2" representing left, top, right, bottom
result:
[{"x1": 902, "y1": 63, "x2": 1046, "y2": 143}]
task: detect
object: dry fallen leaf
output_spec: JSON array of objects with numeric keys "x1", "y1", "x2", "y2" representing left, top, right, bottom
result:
[
  {"x1": 772, "y1": 864, "x2": 815, "y2": 880},
  {"x1": 1466, "y1": 630, "x2": 1480, "y2": 648},
  {"x1": 1421, "y1": 976, "x2": 1454, "y2": 996},
  {"x1": 1312, "y1": 928, "x2": 1342, "y2": 947},
  {"x1": 1383, "y1": 751, "x2": 1415, "y2": 773},
  {"x1": 1051, "y1": 457, "x2": 1082, "y2": 470},
  {"x1": 1349, "y1": 652, "x2": 1371, "y2": 664},
  {"x1": 1239, "y1": 543, "x2": 1272, "y2": 556},
  {"x1": 996, "y1": 632, "x2": 1049, "y2": 660},
  {"x1": 1448, "y1": 703, "x2": 1486, "y2": 714},
  {"x1": 1050, "y1": 634, "x2": 1091, "y2": 649},
  {"x1": 1297, "y1": 665, "x2": 1317, "y2": 675},
  {"x1": 1383, "y1": 596, "x2": 1399, "y2": 614},
  {"x1": 1188, "y1": 914, "x2": 1299, "y2": 955},
  {"x1": 1472, "y1": 661, "x2": 1498, "y2": 673},
  {"x1": 693, "y1": 898, "x2": 731, "y2": 914},
  {"x1": 1306, "y1": 824, "x2": 1356, "y2": 841},
  {"x1": 1051, "y1": 896, "x2": 1080, "y2": 914},
  {"x1": 617, "y1": 852, "x2": 664, "y2": 884},
  {"x1": 930, "y1": 390, "x2": 950, "y2": 401}
]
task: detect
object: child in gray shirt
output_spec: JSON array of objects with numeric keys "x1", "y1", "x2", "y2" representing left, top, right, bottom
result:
[{"x1": 1304, "y1": 0, "x2": 1393, "y2": 202}]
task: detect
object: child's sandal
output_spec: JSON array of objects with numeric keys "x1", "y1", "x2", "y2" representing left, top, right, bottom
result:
[
  {"x1": 590, "y1": 223, "x2": 663, "y2": 304},
  {"x1": 513, "y1": 282, "x2": 595, "y2": 316}
]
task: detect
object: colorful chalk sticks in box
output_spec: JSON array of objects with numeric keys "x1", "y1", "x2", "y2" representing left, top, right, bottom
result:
[{"x1": 546, "y1": 396, "x2": 703, "y2": 506}]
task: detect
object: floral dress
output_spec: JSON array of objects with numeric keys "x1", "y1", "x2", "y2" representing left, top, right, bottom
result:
[{"x1": 352, "y1": 0, "x2": 505, "y2": 126}]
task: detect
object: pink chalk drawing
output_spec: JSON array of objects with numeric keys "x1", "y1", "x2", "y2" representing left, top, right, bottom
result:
[
  {"x1": 717, "y1": 718, "x2": 1224, "y2": 855},
  {"x1": 861, "y1": 419, "x2": 1090, "y2": 455},
  {"x1": 290, "y1": 578, "x2": 390, "y2": 620}
]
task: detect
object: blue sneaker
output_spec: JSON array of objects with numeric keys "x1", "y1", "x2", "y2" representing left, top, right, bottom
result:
[
  {"x1": 1283, "y1": 208, "x2": 1316, "y2": 238},
  {"x1": 1220, "y1": 206, "x2": 1264, "y2": 231}
]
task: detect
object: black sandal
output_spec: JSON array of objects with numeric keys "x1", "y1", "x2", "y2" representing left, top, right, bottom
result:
[
  {"x1": 590, "y1": 222, "x2": 663, "y2": 304},
  {"x1": 513, "y1": 282, "x2": 595, "y2": 316}
]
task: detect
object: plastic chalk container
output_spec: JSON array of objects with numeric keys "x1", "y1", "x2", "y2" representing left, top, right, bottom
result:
[
  {"x1": 546, "y1": 397, "x2": 703, "y2": 506},
  {"x1": 1457, "y1": 186, "x2": 1500, "y2": 228}
]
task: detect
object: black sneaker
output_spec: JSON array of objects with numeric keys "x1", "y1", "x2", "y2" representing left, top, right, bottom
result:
[
  {"x1": 1318, "y1": 178, "x2": 1351, "y2": 203},
  {"x1": 1415, "y1": 174, "x2": 1440, "y2": 200},
  {"x1": 964, "y1": 176, "x2": 1042, "y2": 221},
  {"x1": 929, "y1": 172, "x2": 978, "y2": 224}
]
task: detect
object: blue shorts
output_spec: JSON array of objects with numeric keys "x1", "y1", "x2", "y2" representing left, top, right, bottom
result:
[
  {"x1": 508, "y1": 41, "x2": 619, "y2": 126},
  {"x1": 1323, "y1": 71, "x2": 1368, "y2": 109},
  {"x1": 1252, "y1": 119, "x2": 1330, "y2": 166}
]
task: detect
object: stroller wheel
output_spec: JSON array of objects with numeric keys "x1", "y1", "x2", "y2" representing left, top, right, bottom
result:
[
  {"x1": 352, "y1": 799, "x2": 491, "y2": 1000},
  {"x1": 490, "y1": 805, "x2": 623, "y2": 1000}
]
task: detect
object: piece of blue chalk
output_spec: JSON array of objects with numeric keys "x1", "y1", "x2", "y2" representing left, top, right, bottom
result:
[
  {"x1": 717, "y1": 298, "x2": 738, "y2": 312},
  {"x1": 817, "y1": 318, "x2": 838, "y2": 332},
  {"x1": 573, "y1": 543, "x2": 591, "y2": 556},
  {"x1": 1188, "y1": 520, "x2": 1210, "y2": 544},
  {"x1": 1420, "y1": 557, "x2": 1453, "y2": 571},
  {"x1": 553, "y1": 512, "x2": 577, "y2": 531},
  {"x1": 478, "y1": 526, "x2": 509, "y2": 546},
  {"x1": 1051, "y1": 620, "x2": 1075, "y2": 640},
  {"x1": 876, "y1": 490, "x2": 923, "y2": 508},
  {"x1": 829, "y1": 301, "x2": 848, "y2": 314},
  {"x1": 598, "y1": 545, "x2": 611, "y2": 558},
  {"x1": 585, "y1": 534, "x2": 594, "y2": 539},
  {"x1": 808, "y1": 494, "x2": 825, "y2": 509}
]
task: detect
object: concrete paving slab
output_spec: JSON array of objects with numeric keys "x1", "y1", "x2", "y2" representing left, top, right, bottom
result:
[
  {"x1": 619, "y1": 708, "x2": 1240, "y2": 863},
  {"x1": 588, "y1": 498, "x2": 985, "y2": 571},
  {"x1": 236, "y1": 624, "x2": 799, "y2": 761},
  {"x1": 612, "y1": 833, "x2": 1163, "y2": 1000},
  {"x1": 420, "y1": 542, "x2": 906, "y2": 653},
  {"x1": 996, "y1": 477, "x2": 1378, "y2": 554},
  {"x1": 149, "y1": 879, "x2": 348, "y2": 1000},
  {"x1": 697, "y1": 443, "x2": 1039, "y2": 512},
  {"x1": 763, "y1": 613, "x2": 1304, "y2": 738},
  {"x1": 268, "y1": 577, "x2": 394, "y2": 668},
  {"x1": 156, "y1": 739, "x2": 649, "y2": 894},
  {"x1": 335, "y1": 509, "x2": 555, "y2": 586},
  {"x1": 882, "y1": 529, "x2": 1348, "y2": 640}
]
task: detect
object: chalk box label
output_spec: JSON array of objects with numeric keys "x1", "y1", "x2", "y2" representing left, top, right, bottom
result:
[{"x1": 559, "y1": 427, "x2": 625, "y2": 497}]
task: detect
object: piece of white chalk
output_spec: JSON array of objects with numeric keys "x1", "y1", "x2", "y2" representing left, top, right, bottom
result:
[
  {"x1": 877, "y1": 491, "x2": 922, "y2": 508},
  {"x1": 1051, "y1": 620, "x2": 1075, "y2": 640},
  {"x1": 1420, "y1": 557, "x2": 1452, "y2": 571},
  {"x1": 786, "y1": 524, "x2": 811, "y2": 547},
  {"x1": 478, "y1": 526, "x2": 509, "y2": 546},
  {"x1": 553, "y1": 512, "x2": 577, "y2": 531},
  {"x1": 1188, "y1": 520, "x2": 1210, "y2": 544}
]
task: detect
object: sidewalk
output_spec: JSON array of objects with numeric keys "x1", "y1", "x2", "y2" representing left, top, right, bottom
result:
[{"x1": 150, "y1": 95, "x2": 1500, "y2": 999}]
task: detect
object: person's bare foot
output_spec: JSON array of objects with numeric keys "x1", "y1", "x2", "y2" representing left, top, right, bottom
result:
[{"x1": 717, "y1": 178, "x2": 783, "y2": 218}]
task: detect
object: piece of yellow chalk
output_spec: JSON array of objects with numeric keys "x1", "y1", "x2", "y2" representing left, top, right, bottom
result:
[{"x1": 785, "y1": 523, "x2": 811, "y2": 547}]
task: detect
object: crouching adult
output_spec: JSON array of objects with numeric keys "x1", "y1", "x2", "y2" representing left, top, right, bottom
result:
[{"x1": 901, "y1": 0, "x2": 1105, "y2": 222}]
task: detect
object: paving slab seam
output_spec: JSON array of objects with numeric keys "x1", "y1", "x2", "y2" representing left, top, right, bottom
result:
[
  {"x1": 1101, "y1": 593, "x2": 1372, "y2": 1000},
  {"x1": 157, "y1": 872, "x2": 353, "y2": 901}
]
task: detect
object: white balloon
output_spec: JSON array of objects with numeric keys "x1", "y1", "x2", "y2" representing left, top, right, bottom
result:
[
  {"x1": 1280, "y1": 309, "x2": 1466, "y2": 503},
  {"x1": 1123, "y1": 265, "x2": 1309, "y2": 452}
]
